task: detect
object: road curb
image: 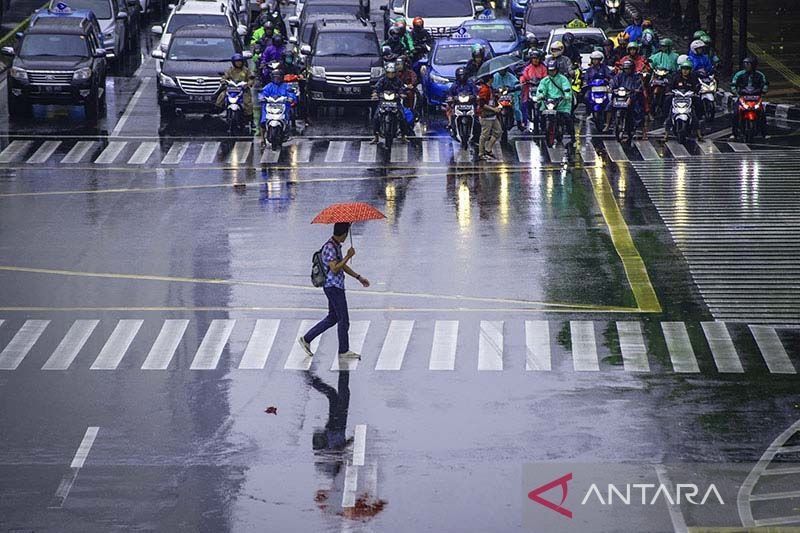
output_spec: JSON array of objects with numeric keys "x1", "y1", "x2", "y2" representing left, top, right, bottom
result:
[{"x1": 716, "y1": 90, "x2": 800, "y2": 120}]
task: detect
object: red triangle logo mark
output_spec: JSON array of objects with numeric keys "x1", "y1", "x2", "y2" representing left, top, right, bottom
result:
[{"x1": 527, "y1": 472, "x2": 573, "y2": 519}]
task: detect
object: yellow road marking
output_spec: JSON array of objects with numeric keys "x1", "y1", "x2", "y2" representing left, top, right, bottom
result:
[{"x1": 587, "y1": 169, "x2": 662, "y2": 313}]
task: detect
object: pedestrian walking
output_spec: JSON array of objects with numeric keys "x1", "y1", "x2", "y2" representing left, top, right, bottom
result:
[
  {"x1": 477, "y1": 75, "x2": 502, "y2": 161},
  {"x1": 299, "y1": 222, "x2": 370, "y2": 359}
]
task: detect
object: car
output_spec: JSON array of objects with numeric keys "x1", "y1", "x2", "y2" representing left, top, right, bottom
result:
[
  {"x1": 387, "y1": 0, "x2": 480, "y2": 39},
  {"x1": 2, "y1": 13, "x2": 109, "y2": 119},
  {"x1": 289, "y1": 0, "x2": 366, "y2": 35},
  {"x1": 152, "y1": 0, "x2": 247, "y2": 73},
  {"x1": 545, "y1": 27, "x2": 606, "y2": 68},
  {"x1": 459, "y1": 17, "x2": 523, "y2": 57},
  {"x1": 530, "y1": 0, "x2": 596, "y2": 25},
  {"x1": 293, "y1": 12, "x2": 360, "y2": 62},
  {"x1": 48, "y1": 0, "x2": 129, "y2": 58},
  {"x1": 302, "y1": 19, "x2": 382, "y2": 110},
  {"x1": 153, "y1": 23, "x2": 251, "y2": 122},
  {"x1": 295, "y1": 0, "x2": 369, "y2": 19},
  {"x1": 419, "y1": 35, "x2": 493, "y2": 107},
  {"x1": 522, "y1": 0, "x2": 582, "y2": 43},
  {"x1": 30, "y1": 5, "x2": 109, "y2": 54}
]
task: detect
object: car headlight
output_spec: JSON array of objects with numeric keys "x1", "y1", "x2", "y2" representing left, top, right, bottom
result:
[
  {"x1": 370, "y1": 66, "x2": 384, "y2": 79},
  {"x1": 10, "y1": 66, "x2": 28, "y2": 82},
  {"x1": 310, "y1": 66, "x2": 326, "y2": 79},
  {"x1": 431, "y1": 73, "x2": 449, "y2": 84},
  {"x1": 73, "y1": 67, "x2": 92, "y2": 81},
  {"x1": 158, "y1": 72, "x2": 177, "y2": 88},
  {"x1": 105, "y1": 32, "x2": 115, "y2": 42}
]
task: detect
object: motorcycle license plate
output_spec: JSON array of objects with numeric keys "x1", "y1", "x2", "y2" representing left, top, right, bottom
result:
[
  {"x1": 591, "y1": 87, "x2": 608, "y2": 93},
  {"x1": 338, "y1": 86, "x2": 360, "y2": 95},
  {"x1": 542, "y1": 109, "x2": 557, "y2": 115},
  {"x1": 613, "y1": 100, "x2": 628, "y2": 108},
  {"x1": 189, "y1": 95, "x2": 213, "y2": 102},
  {"x1": 456, "y1": 105, "x2": 473, "y2": 112}
]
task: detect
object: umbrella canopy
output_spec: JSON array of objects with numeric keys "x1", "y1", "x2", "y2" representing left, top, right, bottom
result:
[
  {"x1": 311, "y1": 202, "x2": 386, "y2": 224},
  {"x1": 475, "y1": 55, "x2": 524, "y2": 80}
]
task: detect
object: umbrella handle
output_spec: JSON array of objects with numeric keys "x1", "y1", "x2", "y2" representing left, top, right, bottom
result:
[{"x1": 349, "y1": 231, "x2": 355, "y2": 265}]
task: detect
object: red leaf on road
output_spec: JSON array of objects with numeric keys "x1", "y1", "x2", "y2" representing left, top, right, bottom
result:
[{"x1": 264, "y1": 406, "x2": 278, "y2": 415}]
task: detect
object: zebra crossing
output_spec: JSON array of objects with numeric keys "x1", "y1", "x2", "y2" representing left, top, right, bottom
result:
[
  {"x1": 0, "y1": 317, "x2": 796, "y2": 374},
  {"x1": 0, "y1": 136, "x2": 756, "y2": 167},
  {"x1": 632, "y1": 151, "x2": 800, "y2": 324}
]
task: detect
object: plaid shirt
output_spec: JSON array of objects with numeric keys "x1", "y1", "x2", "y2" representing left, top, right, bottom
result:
[{"x1": 322, "y1": 239, "x2": 345, "y2": 289}]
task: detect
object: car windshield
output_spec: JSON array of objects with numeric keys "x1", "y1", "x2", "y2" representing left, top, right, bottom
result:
[
  {"x1": 167, "y1": 14, "x2": 229, "y2": 33},
  {"x1": 467, "y1": 24, "x2": 516, "y2": 42},
  {"x1": 301, "y1": 16, "x2": 356, "y2": 43},
  {"x1": 552, "y1": 32, "x2": 604, "y2": 53},
  {"x1": 407, "y1": 0, "x2": 472, "y2": 18},
  {"x1": 304, "y1": 4, "x2": 360, "y2": 17},
  {"x1": 20, "y1": 33, "x2": 90, "y2": 57},
  {"x1": 167, "y1": 36, "x2": 235, "y2": 61},
  {"x1": 526, "y1": 5, "x2": 579, "y2": 24},
  {"x1": 314, "y1": 32, "x2": 376, "y2": 56},
  {"x1": 51, "y1": 0, "x2": 111, "y2": 19},
  {"x1": 433, "y1": 44, "x2": 471, "y2": 65}
]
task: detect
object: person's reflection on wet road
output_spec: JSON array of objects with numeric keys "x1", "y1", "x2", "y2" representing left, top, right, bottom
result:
[{"x1": 307, "y1": 370, "x2": 351, "y2": 452}]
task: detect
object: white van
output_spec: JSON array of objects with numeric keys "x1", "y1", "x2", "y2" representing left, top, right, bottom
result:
[{"x1": 394, "y1": 0, "x2": 478, "y2": 38}]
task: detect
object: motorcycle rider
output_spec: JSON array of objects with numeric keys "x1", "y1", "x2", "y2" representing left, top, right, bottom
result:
[
  {"x1": 520, "y1": 50, "x2": 547, "y2": 130},
  {"x1": 446, "y1": 66, "x2": 478, "y2": 138},
  {"x1": 612, "y1": 32, "x2": 630, "y2": 65},
  {"x1": 259, "y1": 68, "x2": 298, "y2": 148},
  {"x1": 493, "y1": 66, "x2": 523, "y2": 131},
  {"x1": 663, "y1": 60, "x2": 702, "y2": 141},
  {"x1": 640, "y1": 28, "x2": 656, "y2": 58},
  {"x1": 584, "y1": 50, "x2": 613, "y2": 87},
  {"x1": 609, "y1": 59, "x2": 647, "y2": 139},
  {"x1": 688, "y1": 39, "x2": 714, "y2": 75},
  {"x1": 250, "y1": 19, "x2": 276, "y2": 66},
  {"x1": 697, "y1": 32, "x2": 721, "y2": 68},
  {"x1": 649, "y1": 38, "x2": 678, "y2": 74},
  {"x1": 561, "y1": 32, "x2": 581, "y2": 68},
  {"x1": 370, "y1": 62, "x2": 411, "y2": 144},
  {"x1": 396, "y1": 56, "x2": 419, "y2": 119},
  {"x1": 393, "y1": 18, "x2": 415, "y2": 55},
  {"x1": 535, "y1": 59, "x2": 574, "y2": 143},
  {"x1": 601, "y1": 38, "x2": 616, "y2": 67},
  {"x1": 730, "y1": 56, "x2": 769, "y2": 139},
  {"x1": 382, "y1": 26, "x2": 412, "y2": 59},
  {"x1": 549, "y1": 41, "x2": 575, "y2": 78},
  {"x1": 259, "y1": 1, "x2": 287, "y2": 39},
  {"x1": 260, "y1": 34, "x2": 286, "y2": 73},
  {"x1": 624, "y1": 14, "x2": 643, "y2": 44},
  {"x1": 464, "y1": 44, "x2": 487, "y2": 79},
  {"x1": 522, "y1": 32, "x2": 540, "y2": 60},
  {"x1": 410, "y1": 16, "x2": 432, "y2": 59},
  {"x1": 218, "y1": 53, "x2": 255, "y2": 121}
]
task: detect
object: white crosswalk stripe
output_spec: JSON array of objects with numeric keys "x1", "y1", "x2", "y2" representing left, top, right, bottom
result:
[
  {"x1": 578, "y1": 141, "x2": 597, "y2": 164},
  {"x1": 634, "y1": 140, "x2": 660, "y2": 160},
  {"x1": 228, "y1": 141, "x2": 252, "y2": 165},
  {"x1": 324, "y1": 141, "x2": 347, "y2": 163},
  {"x1": 0, "y1": 140, "x2": 33, "y2": 163},
  {"x1": 94, "y1": 141, "x2": 127, "y2": 164},
  {"x1": 665, "y1": 140, "x2": 691, "y2": 158},
  {"x1": 289, "y1": 141, "x2": 312, "y2": 163},
  {"x1": 161, "y1": 141, "x2": 189, "y2": 164},
  {"x1": 0, "y1": 318, "x2": 795, "y2": 374},
  {"x1": 26, "y1": 140, "x2": 61, "y2": 164},
  {"x1": 603, "y1": 140, "x2": 628, "y2": 162},
  {"x1": 196, "y1": 141, "x2": 220, "y2": 164},
  {"x1": 127, "y1": 141, "x2": 158, "y2": 165},
  {"x1": 260, "y1": 145, "x2": 281, "y2": 163},
  {"x1": 422, "y1": 140, "x2": 440, "y2": 163},
  {"x1": 390, "y1": 143, "x2": 408, "y2": 163},
  {"x1": 358, "y1": 141, "x2": 377, "y2": 163},
  {"x1": 61, "y1": 141, "x2": 95, "y2": 164},
  {"x1": 728, "y1": 142, "x2": 751, "y2": 152},
  {"x1": 0, "y1": 320, "x2": 49, "y2": 370},
  {"x1": 696, "y1": 139, "x2": 721, "y2": 154},
  {"x1": 547, "y1": 145, "x2": 566, "y2": 163}
]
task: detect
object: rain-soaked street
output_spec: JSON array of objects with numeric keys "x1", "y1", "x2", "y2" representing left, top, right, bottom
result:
[{"x1": 1, "y1": 1, "x2": 800, "y2": 531}]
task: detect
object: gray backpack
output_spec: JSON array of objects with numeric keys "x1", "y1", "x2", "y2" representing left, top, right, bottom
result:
[{"x1": 311, "y1": 245, "x2": 327, "y2": 287}]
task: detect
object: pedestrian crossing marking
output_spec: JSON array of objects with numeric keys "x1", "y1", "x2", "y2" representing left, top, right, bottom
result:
[
  {"x1": 325, "y1": 141, "x2": 347, "y2": 163},
  {"x1": 61, "y1": 141, "x2": 95, "y2": 164},
  {"x1": 422, "y1": 141, "x2": 440, "y2": 163},
  {"x1": 358, "y1": 141, "x2": 376, "y2": 163},
  {"x1": 228, "y1": 141, "x2": 252, "y2": 165},
  {"x1": 603, "y1": 140, "x2": 628, "y2": 162},
  {"x1": 478, "y1": 320, "x2": 504, "y2": 371},
  {"x1": 429, "y1": 320, "x2": 458, "y2": 370},
  {"x1": 141, "y1": 319, "x2": 189, "y2": 370},
  {"x1": 617, "y1": 321, "x2": 650, "y2": 372},
  {"x1": 571, "y1": 321, "x2": 599, "y2": 371},
  {"x1": 239, "y1": 319, "x2": 280, "y2": 370},
  {"x1": 701, "y1": 322, "x2": 745, "y2": 373},
  {"x1": 260, "y1": 145, "x2": 280, "y2": 163},
  {"x1": 128, "y1": 141, "x2": 158, "y2": 165},
  {"x1": 42, "y1": 319, "x2": 99, "y2": 370},
  {"x1": 728, "y1": 142, "x2": 751, "y2": 152},
  {"x1": 290, "y1": 141, "x2": 312, "y2": 163},
  {"x1": 390, "y1": 143, "x2": 408, "y2": 163},
  {"x1": 750, "y1": 325, "x2": 796, "y2": 374},
  {"x1": 579, "y1": 141, "x2": 597, "y2": 164},
  {"x1": 696, "y1": 139, "x2": 721, "y2": 155},
  {"x1": 285, "y1": 320, "x2": 319, "y2": 370},
  {"x1": 195, "y1": 141, "x2": 220, "y2": 164},
  {"x1": 451, "y1": 140, "x2": 472, "y2": 163},
  {"x1": 665, "y1": 140, "x2": 691, "y2": 158},
  {"x1": 161, "y1": 141, "x2": 189, "y2": 164},
  {"x1": 26, "y1": 140, "x2": 61, "y2": 164},
  {"x1": 634, "y1": 140, "x2": 660, "y2": 161},
  {"x1": 375, "y1": 320, "x2": 414, "y2": 371},
  {"x1": 190, "y1": 319, "x2": 235, "y2": 370},
  {"x1": 525, "y1": 320, "x2": 551, "y2": 371},
  {"x1": 661, "y1": 322, "x2": 700, "y2": 373},
  {"x1": 331, "y1": 321, "x2": 369, "y2": 371},
  {"x1": 0, "y1": 140, "x2": 33, "y2": 163},
  {"x1": 95, "y1": 141, "x2": 127, "y2": 164},
  {"x1": 0, "y1": 320, "x2": 49, "y2": 370},
  {"x1": 89, "y1": 320, "x2": 142, "y2": 370},
  {"x1": 547, "y1": 145, "x2": 565, "y2": 163}
]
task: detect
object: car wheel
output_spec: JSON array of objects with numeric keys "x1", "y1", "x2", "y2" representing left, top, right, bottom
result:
[
  {"x1": 8, "y1": 94, "x2": 31, "y2": 118},
  {"x1": 85, "y1": 93, "x2": 100, "y2": 120}
]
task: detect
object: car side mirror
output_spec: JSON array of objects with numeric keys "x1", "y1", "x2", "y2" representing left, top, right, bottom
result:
[
  {"x1": 288, "y1": 15, "x2": 299, "y2": 25},
  {"x1": 15, "y1": 32, "x2": 24, "y2": 39},
  {"x1": 237, "y1": 24, "x2": 247, "y2": 35},
  {"x1": 300, "y1": 44, "x2": 311, "y2": 55},
  {"x1": 392, "y1": 5, "x2": 403, "y2": 14},
  {"x1": 151, "y1": 24, "x2": 163, "y2": 35},
  {"x1": 151, "y1": 49, "x2": 165, "y2": 59},
  {"x1": 167, "y1": 3, "x2": 175, "y2": 9},
  {"x1": 93, "y1": 48, "x2": 107, "y2": 58},
  {"x1": 289, "y1": 35, "x2": 297, "y2": 44},
  {"x1": 242, "y1": 50, "x2": 253, "y2": 59},
  {"x1": 116, "y1": 11, "x2": 128, "y2": 19},
  {"x1": 1, "y1": 46, "x2": 14, "y2": 57}
]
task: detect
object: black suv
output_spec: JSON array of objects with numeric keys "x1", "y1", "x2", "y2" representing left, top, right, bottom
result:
[
  {"x1": 302, "y1": 19, "x2": 382, "y2": 110},
  {"x1": 153, "y1": 24, "x2": 250, "y2": 121},
  {"x1": 2, "y1": 14, "x2": 108, "y2": 119}
]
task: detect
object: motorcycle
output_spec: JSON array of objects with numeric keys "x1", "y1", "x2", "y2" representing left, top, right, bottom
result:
[
  {"x1": 497, "y1": 85, "x2": 516, "y2": 145},
  {"x1": 541, "y1": 97, "x2": 563, "y2": 148},
  {"x1": 669, "y1": 89, "x2": 695, "y2": 145},
  {"x1": 223, "y1": 79, "x2": 250, "y2": 135},
  {"x1": 261, "y1": 94, "x2": 290, "y2": 151},
  {"x1": 604, "y1": 0, "x2": 623, "y2": 27},
  {"x1": 587, "y1": 78, "x2": 610, "y2": 133},
  {"x1": 649, "y1": 68, "x2": 670, "y2": 119},
  {"x1": 699, "y1": 71, "x2": 717, "y2": 124},
  {"x1": 736, "y1": 87, "x2": 763, "y2": 143},
  {"x1": 450, "y1": 92, "x2": 477, "y2": 148},
  {"x1": 376, "y1": 90, "x2": 401, "y2": 149},
  {"x1": 611, "y1": 86, "x2": 633, "y2": 142},
  {"x1": 526, "y1": 79, "x2": 541, "y2": 135}
]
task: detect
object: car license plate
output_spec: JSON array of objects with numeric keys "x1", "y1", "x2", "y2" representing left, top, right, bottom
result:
[
  {"x1": 43, "y1": 85, "x2": 60, "y2": 93},
  {"x1": 339, "y1": 86, "x2": 360, "y2": 95},
  {"x1": 189, "y1": 95, "x2": 213, "y2": 102}
]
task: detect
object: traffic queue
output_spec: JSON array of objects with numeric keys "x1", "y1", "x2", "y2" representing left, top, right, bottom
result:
[{"x1": 2, "y1": 0, "x2": 770, "y2": 155}]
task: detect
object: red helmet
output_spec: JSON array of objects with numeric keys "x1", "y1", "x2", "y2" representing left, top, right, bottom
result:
[{"x1": 412, "y1": 16, "x2": 424, "y2": 28}]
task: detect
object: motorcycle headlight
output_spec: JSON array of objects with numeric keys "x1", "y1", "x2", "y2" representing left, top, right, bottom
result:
[
  {"x1": 431, "y1": 73, "x2": 449, "y2": 84},
  {"x1": 10, "y1": 66, "x2": 28, "y2": 82},
  {"x1": 458, "y1": 95, "x2": 470, "y2": 103},
  {"x1": 370, "y1": 66, "x2": 384, "y2": 79},
  {"x1": 158, "y1": 72, "x2": 177, "y2": 88},
  {"x1": 606, "y1": 0, "x2": 619, "y2": 6},
  {"x1": 73, "y1": 67, "x2": 92, "y2": 81},
  {"x1": 310, "y1": 66, "x2": 326, "y2": 79}
]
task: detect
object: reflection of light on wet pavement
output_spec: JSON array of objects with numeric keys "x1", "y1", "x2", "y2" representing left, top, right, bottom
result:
[
  {"x1": 673, "y1": 163, "x2": 688, "y2": 236},
  {"x1": 617, "y1": 164, "x2": 627, "y2": 199},
  {"x1": 740, "y1": 161, "x2": 760, "y2": 209},
  {"x1": 457, "y1": 180, "x2": 471, "y2": 231},
  {"x1": 498, "y1": 165, "x2": 509, "y2": 227},
  {"x1": 384, "y1": 182, "x2": 396, "y2": 223}
]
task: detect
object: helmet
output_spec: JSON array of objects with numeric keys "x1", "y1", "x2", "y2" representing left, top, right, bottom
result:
[
  {"x1": 627, "y1": 40, "x2": 640, "y2": 49},
  {"x1": 642, "y1": 29, "x2": 654, "y2": 44},
  {"x1": 545, "y1": 59, "x2": 557, "y2": 71},
  {"x1": 393, "y1": 17, "x2": 406, "y2": 28},
  {"x1": 471, "y1": 43, "x2": 485, "y2": 57},
  {"x1": 618, "y1": 31, "x2": 629, "y2": 43},
  {"x1": 602, "y1": 38, "x2": 614, "y2": 48},
  {"x1": 262, "y1": 19, "x2": 273, "y2": 29},
  {"x1": 690, "y1": 39, "x2": 706, "y2": 53},
  {"x1": 550, "y1": 40, "x2": 564, "y2": 56},
  {"x1": 272, "y1": 34, "x2": 283, "y2": 46},
  {"x1": 743, "y1": 55, "x2": 757, "y2": 67},
  {"x1": 642, "y1": 19, "x2": 652, "y2": 29},
  {"x1": 632, "y1": 13, "x2": 642, "y2": 23},
  {"x1": 659, "y1": 38, "x2": 673, "y2": 48},
  {"x1": 412, "y1": 16, "x2": 424, "y2": 28},
  {"x1": 231, "y1": 53, "x2": 244, "y2": 64},
  {"x1": 677, "y1": 54, "x2": 688, "y2": 64},
  {"x1": 395, "y1": 57, "x2": 405, "y2": 70},
  {"x1": 622, "y1": 59, "x2": 634, "y2": 70},
  {"x1": 270, "y1": 68, "x2": 284, "y2": 82},
  {"x1": 455, "y1": 67, "x2": 467, "y2": 82},
  {"x1": 589, "y1": 50, "x2": 604, "y2": 61},
  {"x1": 693, "y1": 30, "x2": 708, "y2": 40},
  {"x1": 388, "y1": 26, "x2": 402, "y2": 39},
  {"x1": 700, "y1": 34, "x2": 712, "y2": 46},
  {"x1": 281, "y1": 49, "x2": 293, "y2": 63},
  {"x1": 385, "y1": 62, "x2": 397, "y2": 74},
  {"x1": 529, "y1": 49, "x2": 544, "y2": 60},
  {"x1": 679, "y1": 60, "x2": 693, "y2": 69},
  {"x1": 525, "y1": 32, "x2": 538, "y2": 45},
  {"x1": 562, "y1": 32, "x2": 574, "y2": 45}
]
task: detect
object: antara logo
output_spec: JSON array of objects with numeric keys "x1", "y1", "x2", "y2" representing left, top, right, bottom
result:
[{"x1": 528, "y1": 473, "x2": 573, "y2": 519}]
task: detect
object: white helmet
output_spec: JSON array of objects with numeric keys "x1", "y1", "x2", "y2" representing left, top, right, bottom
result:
[
  {"x1": 677, "y1": 53, "x2": 689, "y2": 64},
  {"x1": 690, "y1": 39, "x2": 706, "y2": 53},
  {"x1": 589, "y1": 50, "x2": 604, "y2": 61},
  {"x1": 550, "y1": 40, "x2": 564, "y2": 57}
]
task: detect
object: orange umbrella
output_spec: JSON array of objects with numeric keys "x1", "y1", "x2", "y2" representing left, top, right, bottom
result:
[{"x1": 311, "y1": 202, "x2": 386, "y2": 248}]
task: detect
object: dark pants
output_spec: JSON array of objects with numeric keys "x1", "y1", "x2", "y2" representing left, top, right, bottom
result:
[{"x1": 304, "y1": 286, "x2": 349, "y2": 353}]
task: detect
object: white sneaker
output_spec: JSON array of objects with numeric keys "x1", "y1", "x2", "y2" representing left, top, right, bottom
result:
[
  {"x1": 298, "y1": 336, "x2": 313, "y2": 357},
  {"x1": 338, "y1": 350, "x2": 361, "y2": 360}
]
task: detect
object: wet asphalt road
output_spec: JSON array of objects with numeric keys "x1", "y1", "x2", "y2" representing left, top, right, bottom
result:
[{"x1": 1, "y1": 8, "x2": 800, "y2": 533}]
